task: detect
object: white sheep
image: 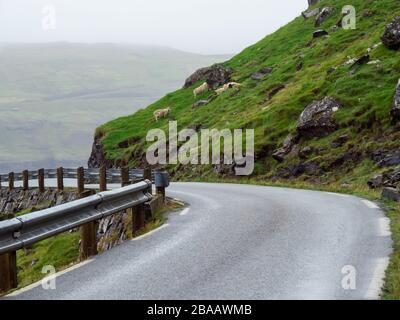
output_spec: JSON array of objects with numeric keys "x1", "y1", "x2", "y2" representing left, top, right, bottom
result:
[
  {"x1": 153, "y1": 107, "x2": 171, "y2": 122},
  {"x1": 193, "y1": 82, "x2": 209, "y2": 97}
]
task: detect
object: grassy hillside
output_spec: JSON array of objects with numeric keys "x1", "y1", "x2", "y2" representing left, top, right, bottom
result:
[
  {"x1": 0, "y1": 43, "x2": 230, "y2": 172},
  {"x1": 96, "y1": 0, "x2": 400, "y2": 187}
]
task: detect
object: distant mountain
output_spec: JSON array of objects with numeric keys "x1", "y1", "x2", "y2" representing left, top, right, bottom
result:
[{"x1": 0, "y1": 43, "x2": 232, "y2": 172}]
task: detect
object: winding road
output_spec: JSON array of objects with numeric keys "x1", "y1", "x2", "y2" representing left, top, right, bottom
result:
[{"x1": 6, "y1": 182, "x2": 393, "y2": 300}]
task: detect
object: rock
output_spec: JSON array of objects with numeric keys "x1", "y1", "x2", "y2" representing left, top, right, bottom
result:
[
  {"x1": 331, "y1": 134, "x2": 348, "y2": 148},
  {"x1": 251, "y1": 67, "x2": 273, "y2": 81},
  {"x1": 381, "y1": 17, "x2": 400, "y2": 50},
  {"x1": 296, "y1": 62, "x2": 303, "y2": 71},
  {"x1": 350, "y1": 55, "x2": 370, "y2": 72},
  {"x1": 192, "y1": 99, "x2": 210, "y2": 109},
  {"x1": 315, "y1": 7, "x2": 336, "y2": 27},
  {"x1": 363, "y1": 10, "x2": 374, "y2": 18},
  {"x1": 183, "y1": 64, "x2": 234, "y2": 89},
  {"x1": 272, "y1": 134, "x2": 298, "y2": 162},
  {"x1": 308, "y1": 0, "x2": 320, "y2": 6},
  {"x1": 382, "y1": 187, "x2": 400, "y2": 202},
  {"x1": 390, "y1": 79, "x2": 400, "y2": 122},
  {"x1": 297, "y1": 97, "x2": 342, "y2": 138},
  {"x1": 302, "y1": 8, "x2": 320, "y2": 19},
  {"x1": 275, "y1": 161, "x2": 320, "y2": 179},
  {"x1": 313, "y1": 29, "x2": 329, "y2": 38},
  {"x1": 368, "y1": 174, "x2": 384, "y2": 189},
  {"x1": 88, "y1": 134, "x2": 116, "y2": 169},
  {"x1": 378, "y1": 152, "x2": 400, "y2": 168},
  {"x1": 299, "y1": 146, "x2": 314, "y2": 159},
  {"x1": 267, "y1": 84, "x2": 285, "y2": 100}
]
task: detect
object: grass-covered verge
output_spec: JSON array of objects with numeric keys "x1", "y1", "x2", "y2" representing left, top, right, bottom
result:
[
  {"x1": 1, "y1": 196, "x2": 184, "y2": 296},
  {"x1": 177, "y1": 176, "x2": 399, "y2": 300}
]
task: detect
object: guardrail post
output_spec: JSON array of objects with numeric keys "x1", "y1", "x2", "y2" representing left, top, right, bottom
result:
[
  {"x1": 99, "y1": 166, "x2": 107, "y2": 192},
  {"x1": 77, "y1": 167, "x2": 85, "y2": 195},
  {"x1": 38, "y1": 169, "x2": 45, "y2": 193},
  {"x1": 57, "y1": 167, "x2": 64, "y2": 191},
  {"x1": 143, "y1": 168, "x2": 152, "y2": 194},
  {"x1": 156, "y1": 186, "x2": 166, "y2": 203},
  {"x1": 0, "y1": 251, "x2": 17, "y2": 293},
  {"x1": 121, "y1": 167, "x2": 130, "y2": 187},
  {"x1": 133, "y1": 203, "x2": 146, "y2": 235},
  {"x1": 22, "y1": 170, "x2": 29, "y2": 191},
  {"x1": 8, "y1": 172, "x2": 14, "y2": 191},
  {"x1": 80, "y1": 189, "x2": 98, "y2": 260}
]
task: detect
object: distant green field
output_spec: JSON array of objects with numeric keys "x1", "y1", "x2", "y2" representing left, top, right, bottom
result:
[{"x1": 0, "y1": 43, "x2": 230, "y2": 172}]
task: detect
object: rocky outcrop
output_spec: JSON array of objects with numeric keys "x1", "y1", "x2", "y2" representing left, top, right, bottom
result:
[
  {"x1": 88, "y1": 134, "x2": 115, "y2": 169},
  {"x1": 0, "y1": 188, "x2": 77, "y2": 219},
  {"x1": 391, "y1": 80, "x2": 400, "y2": 122},
  {"x1": 372, "y1": 150, "x2": 400, "y2": 168},
  {"x1": 302, "y1": 8, "x2": 320, "y2": 20},
  {"x1": 193, "y1": 99, "x2": 210, "y2": 109},
  {"x1": 331, "y1": 134, "x2": 348, "y2": 148},
  {"x1": 381, "y1": 17, "x2": 400, "y2": 50},
  {"x1": 272, "y1": 134, "x2": 299, "y2": 162},
  {"x1": 297, "y1": 97, "x2": 342, "y2": 138},
  {"x1": 313, "y1": 30, "x2": 329, "y2": 38},
  {"x1": 315, "y1": 7, "x2": 336, "y2": 27},
  {"x1": 368, "y1": 165, "x2": 400, "y2": 189},
  {"x1": 382, "y1": 187, "x2": 400, "y2": 202},
  {"x1": 308, "y1": 0, "x2": 320, "y2": 6},
  {"x1": 251, "y1": 67, "x2": 273, "y2": 81},
  {"x1": 183, "y1": 64, "x2": 233, "y2": 89}
]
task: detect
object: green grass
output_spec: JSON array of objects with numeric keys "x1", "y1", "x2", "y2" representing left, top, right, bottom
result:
[{"x1": 96, "y1": 0, "x2": 400, "y2": 186}]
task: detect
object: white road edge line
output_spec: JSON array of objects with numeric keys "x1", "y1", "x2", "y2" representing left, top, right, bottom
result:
[
  {"x1": 179, "y1": 208, "x2": 190, "y2": 216},
  {"x1": 379, "y1": 217, "x2": 392, "y2": 237},
  {"x1": 6, "y1": 259, "x2": 94, "y2": 297},
  {"x1": 326, "y1": 192, "x2": 351, "y2": 198},
  {"x1": 361, "y1": 200, "x2": 379, "y2": 209},
  {"x1": 365, "y1": 257, "x2": 390, "y2": 300},
  {"x1": 131, "y1": 223, "x2": 169, "y2": 242}
]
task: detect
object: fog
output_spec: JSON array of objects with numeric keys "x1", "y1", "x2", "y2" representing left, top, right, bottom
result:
[{"x1": 0, "y1": 0, "x2": 307, "y2": 54}]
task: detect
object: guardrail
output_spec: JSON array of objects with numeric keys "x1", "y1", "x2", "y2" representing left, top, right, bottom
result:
[
  {"x1": 0, "y1": 180, "x2": 153, "y2": 293},
  {"x1": 0, "y1": 166, "x2": 154, "y2": 192}
]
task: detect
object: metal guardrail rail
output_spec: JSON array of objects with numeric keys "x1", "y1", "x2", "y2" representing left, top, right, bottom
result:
[{"x1": 0, "y1": 179, "x2": 154, "y2": 293}]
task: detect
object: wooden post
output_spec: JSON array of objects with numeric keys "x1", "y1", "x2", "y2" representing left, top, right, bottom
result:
[
  {"x1": 99, "y1": 166, "x2": 107, "y2": 192},
  {"x1": 38, "y1": 169, "x2": 45, "y2": 193},
  {"x1": 22, "y1": 170, "x2": 29, "y2": 191},
  {"x1": 57, "y1": 167, "x2": 64, "y2": 191},
  {"x1": 143, "y1": 168, "x2": 152, "y2": 194},
  {"x1": 0, "y1": 251, "x2": 18, "y2": 293},
  {"x1": 80, "y1": 189, "x2": 98, "y2": 260},
  {"x1": 8, "y1": 172, "x2": 14, "y2": 191},
  {"x1": 132, "y1": 203, "x2": 146, "y2": 235},
  {"x1": 77, "y1": 167, "x2": 85, "y2": 195},
  {"x1": 121, "y1": 167, "x2": 130, "y2": 187},
  {"x1": 156, "y1": 186, "x2": 166, "y2": 203}
]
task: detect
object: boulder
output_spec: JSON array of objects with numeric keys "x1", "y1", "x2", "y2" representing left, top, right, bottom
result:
[
  {"x1": 368, "y1": 174, "x2": 384, "y2": 189},
  {"x1": 381, "y1": 17, "x2": 400, "y2": 50},
  {"x1": 297, "y1": 97, "x2": 342, "y2": 138},
  {"x1": 350, "y1": 54, "x2": 370, "y2": 70},
  {"x1": 313, "y1": 29, "x2": 329, "y2": 38},
  {"x1": 315, "y1": 7, "x2": 336, "y2": 27},
  {"x1": 251, "y1": 67, "x2": 273, "y2": 81},
  {"x1": 390, "y1": 79, "x2": 400, "y2": 122},
  {"x1": 183, "y1": 64, "x2": 234, "y2": 89},
  {"x1": 302, "y1": 8, "x2": 320, "y2": 20},
  {"x1": 272, "y1": 134, "x2": 298, "y2": 162},
  {"x1": 299, "y1": 146, "x2": 314, "y2": 159},
  {"x1": 382, "y1": 187, "x2": 400, "y2": 202},
  {"x1": 192, "y1": 99, "x2": 210, "y2": 109}
]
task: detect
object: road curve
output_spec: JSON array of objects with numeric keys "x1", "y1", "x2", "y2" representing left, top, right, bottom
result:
[{"x1": 6, "y1": 182, "x2": 392, "y2": 300}]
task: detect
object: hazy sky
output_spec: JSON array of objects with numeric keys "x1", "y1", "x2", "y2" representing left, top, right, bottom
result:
[{"x1": 0, "y1": 0, "x2": 307, "y2": 54}]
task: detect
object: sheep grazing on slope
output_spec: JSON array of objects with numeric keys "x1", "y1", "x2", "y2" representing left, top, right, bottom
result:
[
  {"x1": 193, "y1": 82, "x2": 209, "y2": 97},
  {"x1": 153, "y1": 107, "x2": 171, "y2": 122},
  {"x1": 215, "y1": 82, "x2": 242, "y2": 95}
]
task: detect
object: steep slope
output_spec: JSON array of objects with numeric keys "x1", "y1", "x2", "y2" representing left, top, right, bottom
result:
[{"x1": 90, "y1": 0, "x2": 400, "y2": 188}]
